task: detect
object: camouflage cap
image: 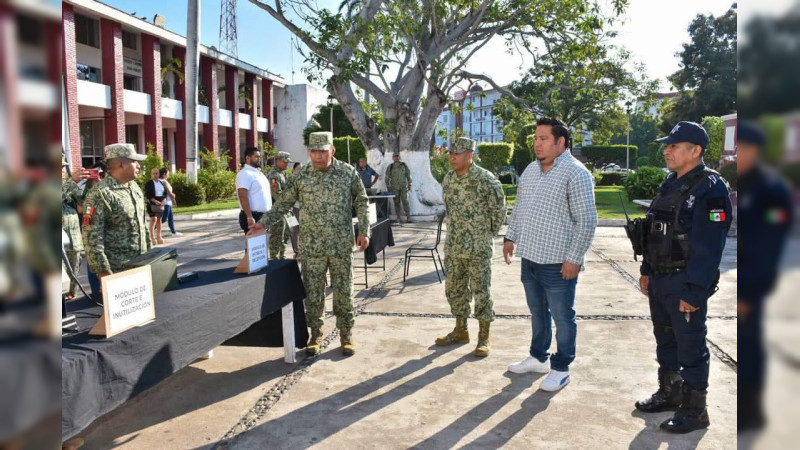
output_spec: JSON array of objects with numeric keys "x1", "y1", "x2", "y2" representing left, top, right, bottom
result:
[
  {"x1": 104, "y1": 143, "x2": 146, "y2": 161},
  {"x1": 450, "y1": 137, "x2": 476, "y2": 154},
  {"x1": 308, "y1": 132, "x2": 334, "y2": 151},
  {"x1": 276, "y1": 151, "x2": 293, "y2": 162}
]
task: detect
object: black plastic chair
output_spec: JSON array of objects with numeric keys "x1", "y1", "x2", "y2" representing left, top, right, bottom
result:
[{"x1": 403, "y1": 212, "x2": 446, "y2": 283}]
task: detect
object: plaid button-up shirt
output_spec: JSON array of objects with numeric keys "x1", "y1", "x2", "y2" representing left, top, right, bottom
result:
[{"x1": 506, "y1": 150, "x2": 597, "y2": 266}]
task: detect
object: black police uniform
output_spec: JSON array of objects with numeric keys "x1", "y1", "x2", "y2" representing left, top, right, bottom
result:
[
  {"x1": 637, "y1": 163, "x2": 732, "y2": 432},
  {"x1": 738, "y1": 163, "x2": 793, "y2": 430}
]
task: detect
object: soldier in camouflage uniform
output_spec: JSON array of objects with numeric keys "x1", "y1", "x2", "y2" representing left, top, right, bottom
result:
[
  {"x1": 436, "y1": 137, "x2": 506, "y2": 357},
  {"x1": 385, "y1": 153, "x2": 412, "y2": 222},
  {"x1": 250, "y1": 132, "x2": 370, "y2": 356},
  {"x1": 267, "y1": 151, "x2": 293, "y2": 259},
  {"x1": 82, "y1": 144, "x2": 150, "y2": 278},
  {"x1": 62, "y1": 156, "x2": 89, "y2": 297}
]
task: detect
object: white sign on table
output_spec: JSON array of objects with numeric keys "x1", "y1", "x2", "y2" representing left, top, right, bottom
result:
[
  {"x1": 89, "y1": 265, "x2": 155, "y2": 338},
  {"x1": 235, "y1": 231, "x2": 269, "y2": 274}
]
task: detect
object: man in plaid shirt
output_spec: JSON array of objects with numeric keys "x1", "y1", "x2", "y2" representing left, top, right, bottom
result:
[{"x1": 503, "y1": 117, "x2": 597, "y2": 392}]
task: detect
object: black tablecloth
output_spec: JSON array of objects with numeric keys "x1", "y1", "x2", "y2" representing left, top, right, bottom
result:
[
  {"x1": 61, "y1": 258, "x2": 306, "y2": 440},
  {"x1": 356, "y1": 219, "x2": 395, "y2": 264}
]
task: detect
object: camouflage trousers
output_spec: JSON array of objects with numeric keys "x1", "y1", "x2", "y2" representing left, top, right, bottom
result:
[
  {"x1": 65, "y1": 250, "x2": 82, "y2": 297},
  {"x1": 301, "y1": 254, "x2": 354, "y2": 331},
  {"x1": 392, "y1": 189, "x2": 411, "y2": 221},
  {"x1": 444, "y1": 256, "x2": 495, "y2": 322},
  {"x1": 268, "y1": 216, "x2": 289, "y2": 260}
]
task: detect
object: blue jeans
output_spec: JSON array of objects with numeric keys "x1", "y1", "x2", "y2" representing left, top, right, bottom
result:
[
  {"x1": 521, "y1": 259, "x2": 578, "y2": 372},
  {"x1": 162, "y1": 205, "x2": 176, "y2": 234}
]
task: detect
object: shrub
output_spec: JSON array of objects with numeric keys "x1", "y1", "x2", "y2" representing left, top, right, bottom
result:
[
  {"x1": 476, "y1": 142, "x2": 514, "y2": 173},
  {"x1": 199, "y1": 147, "x2": 231, "y2": 172},
  {"x1": 624, "y1": 167, "x2": 666, "y2": 200},
  {"x1": 584, "y1": 162, "x2": 594, "y2": 173},
  {"x1": 718, "y1": 161, "x2": 737, "y2": 191},
  {"x1": 135, "y1": 143, "x2": 165, "y2": 191},
  {"x1": 635, "y1": 156, "x2": 652, "y2": 168},
  {"x1": 592, "y1": 172, "x2": 602, "y2": 185},
  {"x1": 782, "y1": 163, "x2": 800, "y2": 189},
  {"x1": 168, "y1": 171, "x2": 205, "y2": 206},
  {"x1": 598, "y1": 172, "x2": 627, "y2": 186},
  {"x1": 198, "y1": 168, "x2": 236, "y2": 202},
  {"x1": 701, "y1": 116, "x2": 724, "y2": 168},
  {"x1": 430, "y1": 152, "x2": 451, "y2": 183},
  {"x1": 332, "y1": 137, "x2": 366, "y2": 165},
  {"x1": 581, "y1": 144, "x2": 638, "y2": 166},
  {"x1": 512, "y1": 123, "x2": 537, "y2": 174}
]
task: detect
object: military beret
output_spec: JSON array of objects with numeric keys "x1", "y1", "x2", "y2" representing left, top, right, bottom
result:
[{"x1": 104, "y1": 143, "x2": 145, "y2": 161}]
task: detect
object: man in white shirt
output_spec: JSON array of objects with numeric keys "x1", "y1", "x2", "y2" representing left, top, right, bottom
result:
[{"x1": 236, "y1": 147, "x2": 272, "y2": 234}]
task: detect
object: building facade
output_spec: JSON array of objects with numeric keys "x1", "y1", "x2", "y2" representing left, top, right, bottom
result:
[
  {"x1": 434, "y1": 85, "x2": 506, "y2": 149},
  {"x1": 55, "y1": 0, "x2": 286, "y2": 172}
]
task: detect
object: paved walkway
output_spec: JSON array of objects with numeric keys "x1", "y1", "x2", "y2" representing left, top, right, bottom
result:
[{"x1": 75, "y1": 219, "x2": 739, "y2": 449}]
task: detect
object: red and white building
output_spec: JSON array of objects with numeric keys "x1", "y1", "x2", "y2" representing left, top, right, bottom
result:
[
  {"x1": 720, "y1": 113, "x2": 737, "y2": 166},
  {"x1": 51, "y1": 0, "x2": 284, "y2": 171}
]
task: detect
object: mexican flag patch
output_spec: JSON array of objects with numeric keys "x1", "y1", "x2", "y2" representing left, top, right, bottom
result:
[
  {"x1": 766, "y1": 207, "x2": 789, "y2": 224},
  {"x1": 709, "y1": 210, "x2": 726, "y2": 222}
]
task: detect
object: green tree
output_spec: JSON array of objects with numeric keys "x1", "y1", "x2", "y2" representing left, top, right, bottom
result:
[
  {"x1": 249, "y1": 0, "x2": 632, "y2": 213},
  {"x1": 611, "y1": 109, "x2": 659, "y2": 156},
  {"x1": 701, "y1": 116, "x2": 724, "y2": 168},
  {"x1": 495, "y1": 41, "x2": 657, "y2": 143},
  {"x1": 660, "y1": 4, "x2": 737, "y2": 133},
  {"x1": 739, "y1": 9, "x2": 800, "y2": 117},
  {"x1": 308, "y1": 103, "x2": 358, "y2": 138}
]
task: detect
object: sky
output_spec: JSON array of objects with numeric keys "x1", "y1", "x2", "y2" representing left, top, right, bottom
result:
[{"x1": 101, "y1": 0, "x2": 737, "y2": 93}]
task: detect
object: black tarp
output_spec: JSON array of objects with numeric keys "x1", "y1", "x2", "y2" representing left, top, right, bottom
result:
[{"x1": 61, "y1": 258, "x2": 306, "y2": 440}]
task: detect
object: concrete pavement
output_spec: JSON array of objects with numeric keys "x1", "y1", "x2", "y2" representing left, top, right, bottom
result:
[{"x1": 74, "y1": 218, "x2": 737, "y2": 449}]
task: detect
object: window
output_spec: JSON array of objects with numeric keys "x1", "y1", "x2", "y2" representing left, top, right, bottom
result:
[
  {"x1": 80, "y1": 121, "x2": 104, "y2": 167},
  {"x1": 122, "y1": 30, "x2": 137, "y2": 50},
  {"x1": 75, "y1": 14, "x2": 99, "y2": 48},
  {"x1": 17, "y1": 15, "x2": 42, "y2": 45},
  {"x1": 273, "y1": 106, "x2": 278, "y2": 124},
  {"x1": 125, "y1": 125, "x2": 139, "y2": 150},
  {"x1": 77, "y1": 63, "x2": 102, "y2": 82},
  {"x1": 123, "y1": 75, "x2": 141, "y2": 91}
]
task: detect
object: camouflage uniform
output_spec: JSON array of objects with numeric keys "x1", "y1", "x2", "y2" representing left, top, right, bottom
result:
[
  {"x1": 385, "y1": 159, "x2": 412, "y2": 222},
  {"x1": 437, "y1": 137, "x2": 506, "y2": 356},
  {"x1": 259, "y1": 134, "x2": 370, "y2": 334},
  {"x1": 266, "y1": 152, "x2": 293, "y2": 259},
  {"x1": 62, "y1": 176, "x2": 85, "y2": 296},
  {"x1": 443, "y1": 162, "x2": 506, "y2": 321},
  {"x1": 82, "y1": 144, "x2": 150, "y2": 274}
]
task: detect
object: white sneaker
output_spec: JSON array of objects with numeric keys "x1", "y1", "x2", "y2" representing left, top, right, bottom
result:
[
  {"x1": 508, "y1": 356, "x2": 551, "y2": 374},
  {"x1": 540, "y1": 369, "x2": 570, "y2": 392},
  {"x1": 171, "y1": 232, "x2": 183, "y2": 237}
]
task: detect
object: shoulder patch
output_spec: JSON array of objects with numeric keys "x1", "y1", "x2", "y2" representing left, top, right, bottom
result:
[{"x1": 707, "y1": 197, "x2": 727, "y2": 222}]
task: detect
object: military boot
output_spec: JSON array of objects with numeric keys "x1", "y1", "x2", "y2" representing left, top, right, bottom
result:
[
  {"x1": 340, "y1": 329, "x2": 355, "y2": 356},
  {"x1": 435, "y1": 317, "x2": 470, "y2": 346},
  {"x1": 474, "y1": 321, "x2": 491, "y2": 357},
  {"x1": 635, "y1": 368, "x2": 683, "y2": 413},
  {"x1": 660, "y1": 385, "x2": 711, "y2": 433},
  {"x1": 306, "y1": 326, "x2": 323, "y2": 356}
]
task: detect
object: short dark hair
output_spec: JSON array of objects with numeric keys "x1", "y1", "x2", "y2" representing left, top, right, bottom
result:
[
  {"x1": 159, "y1": 167, "x2": 169, "y2": 178},
  {"x1": 293, "y1": 162, "x2": 301, "y2": 169},
  {"x1": 536, "y1": 117, "x2": 572, "y2": 149},
  {"x1": 244, "y1": 147, "x2": 260, "y2": 158}
]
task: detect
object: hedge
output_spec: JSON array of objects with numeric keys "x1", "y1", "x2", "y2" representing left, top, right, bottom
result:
[
  {"x1": 168, "y1": 171, "x2": 205, "y2": 206},
  {"x1": 513, "y1": 123, "x2": 538, "y2": 173},
  {"x1": 332, "y1": 137, "x2": 366, "y2": 165},
  {"x1": 476, "y1": 142, "x2": 513, "y2": 173},
  {"x1": 624, "y1": 167, "x2": 666, "y2": 200},
  {"x1": 197, "y1": 169, "x2": 236, "y2": 202},
  {"x1": 718, "y1": 162, "x2": 737, "y2": 191},
  {"x1": 635, "y1": 156, "x2": 653, "y2": 168},
  {"x1": 581, "y1": 144, "x2": 638, "y2": 166},
  {"x1": 783, "y1": 163, "x2": 800, "y2": 189},
  {"x1": 597, "y1": 172, "x2": 627, "y2": 186}
]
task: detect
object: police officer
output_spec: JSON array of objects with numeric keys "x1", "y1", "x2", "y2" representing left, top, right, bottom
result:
[
  {"x1": 267, "y1": 151, "x2": 293, "y2": 259},
  {"x1": 435, "y1": 137, "x2": 506, "y2": 357},
  {"x1": 249, "y1": 132, "x2": 370, "y2": 356},
  {"x1": 635, "y1": 122, "x2": 732, "y2": 433},
  {"x1": 736, "y1": 121, "x2": 794, "y2": 431},
  {"x1": 385, "y1": 152, "x2": 412, "y2": 223},
  {"x1": 83, "y1": 144, "x2": 150, "y2": 279}
]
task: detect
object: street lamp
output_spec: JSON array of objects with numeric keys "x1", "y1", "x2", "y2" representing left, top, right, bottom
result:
[
  {"x1": 625, "y1": 100, "x2": 633, "y2": 170},
  {"x1": 327, "y1": 95, "x2": 335, "y2": 135}
]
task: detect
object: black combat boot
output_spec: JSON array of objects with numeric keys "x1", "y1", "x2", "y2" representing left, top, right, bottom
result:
[
  {"x1": 635, "y1": 368, "x2": 683, "y2": 412},
  {"x1": 660, "y1": 385, "x2": 710, "y2": 433}
]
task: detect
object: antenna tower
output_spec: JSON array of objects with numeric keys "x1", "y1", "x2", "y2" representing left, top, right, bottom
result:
[{"x1": 219, "y1": 0, "x2": 238, "y2": 57}]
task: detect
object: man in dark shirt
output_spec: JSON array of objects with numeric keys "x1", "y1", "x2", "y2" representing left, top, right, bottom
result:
[{"x1": 356, "y1": 158, "x2": 378, "y2": 194}]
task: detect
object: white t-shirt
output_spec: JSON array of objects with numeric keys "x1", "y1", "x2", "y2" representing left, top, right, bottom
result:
[
  {"x1": 153, "y1": 180, "x2": 165, "y2": 197},
  {"x1": 235, "y1": 165, "x2": 272, "y2": 213},
  {"x1": 161, "y1": 179, "x2": 173, "y2": 206}
]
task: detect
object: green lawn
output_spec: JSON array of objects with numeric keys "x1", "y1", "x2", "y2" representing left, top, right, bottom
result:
[
  {"x1": 502, "y1": 184, "x2": 645, "y2": 219},
  {"x1": 173, "y1": 198, "x2": 239, "y2": 215}
]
